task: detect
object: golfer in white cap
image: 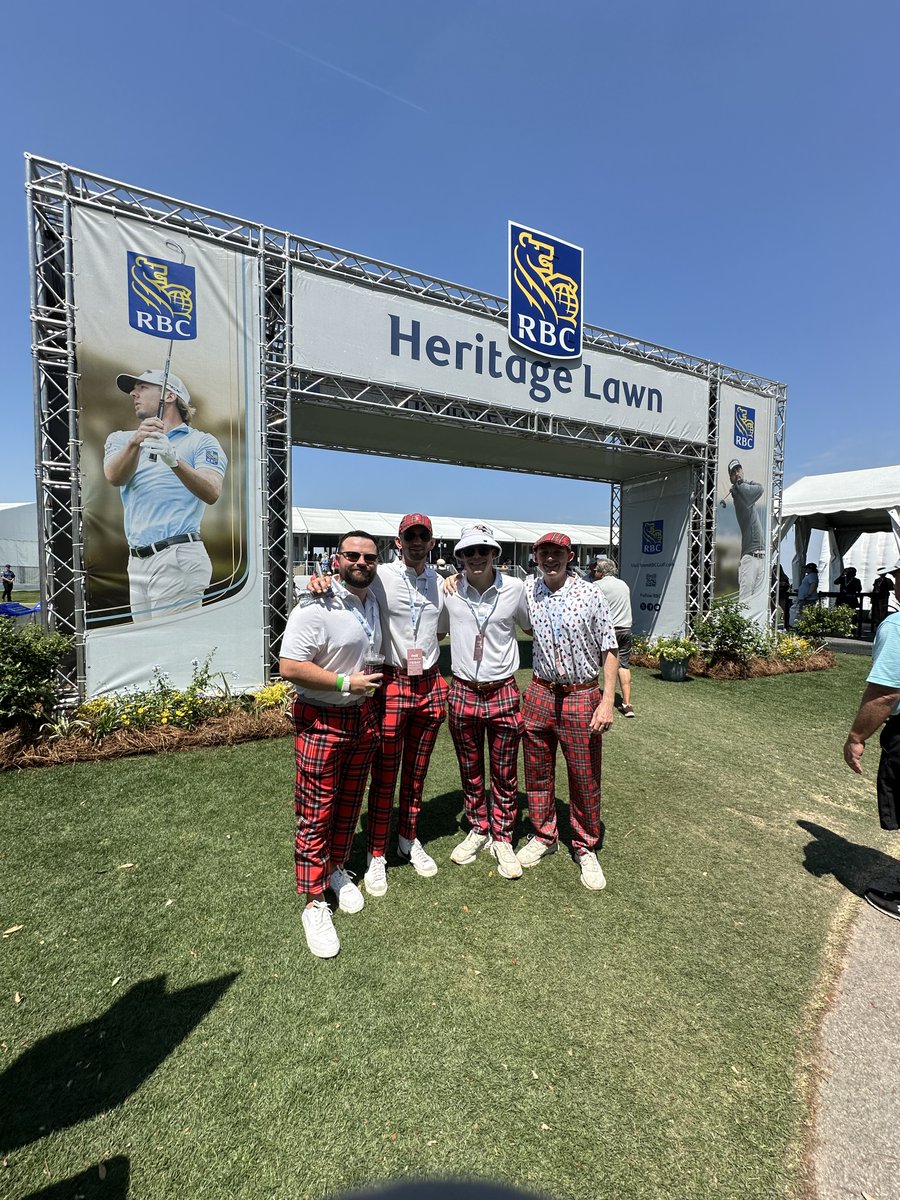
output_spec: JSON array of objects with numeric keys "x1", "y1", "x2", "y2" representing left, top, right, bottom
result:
[{"x1": 103, "y1": 369, "x2": 227, "y2": 622}]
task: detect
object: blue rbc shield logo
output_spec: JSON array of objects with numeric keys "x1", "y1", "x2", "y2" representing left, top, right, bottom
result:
[
  {"x1": 734, "y1": 404, "x2": 755, "y2": 451},
  {"x1": 127, "y1": 251, "x2": 197, "y2": 341},
  {"x1": 508, "y1": 222, "x2": 582, "y2": 361},
  {"x1": 642, "y1": 520, "x2": 664, "y2": 556}
]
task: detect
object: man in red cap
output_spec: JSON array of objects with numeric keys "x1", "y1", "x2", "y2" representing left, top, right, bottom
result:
[
  {"x1": 517, "y1": 531, "x2": 619, "y2": 890},
  {"x1": 309, "y1": 513, "x2": 447, "y2": 896}
]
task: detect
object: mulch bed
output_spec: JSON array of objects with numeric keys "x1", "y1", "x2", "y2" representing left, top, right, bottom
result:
[
  {"x1": 1, "y1": 709, "x2": 293, "y2": 771},
  {"x1": 632, "y1": 649, "x2": 836, "y2": 680}
]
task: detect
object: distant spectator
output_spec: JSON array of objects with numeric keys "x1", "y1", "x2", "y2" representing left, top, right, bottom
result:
[
  {"x1": 873, "y1": 568, "x2": 894, "y2": 629},
  {"x1": 592, "y1": 558, "x2": 636, "y2": 718},
  {"x1": 1, "y1": 566, "x2": 14, "y2": 602},
  {"x1": 795, "y1": 563, "x2": 819, "y2": 622},
  {"x1": 777, "y1": 565, "x2": 791, "y2": 628},
  {"x1": 835, "y1": 566, "x2": 862, "y2": 610}
]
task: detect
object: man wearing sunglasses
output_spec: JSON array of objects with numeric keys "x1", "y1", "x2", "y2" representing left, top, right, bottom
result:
[
  {"x1": 280, "y1": 531, "x2": 385, "y2": 958},
  {"x1": 519, "y1": 532, "x2": 618, "y2": 891},
  {"x1": 439, "y1": 525, "x2": 531, "y2": 880},
  {"x1": 308, "y1": 512, "x2": 448, "y2": 896}
]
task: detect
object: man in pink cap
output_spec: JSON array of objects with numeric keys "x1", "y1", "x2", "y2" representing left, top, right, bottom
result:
[
  {"x1": 309, "y1": 513, "x2": 447, "y2": 895},
  {"x1": 517, "y1": 531, "x2": 619, "y2": 890}
]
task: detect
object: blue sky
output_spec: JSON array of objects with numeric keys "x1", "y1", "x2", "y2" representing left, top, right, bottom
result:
[{"x1": 3, "y1": 0, "x2": 897, "y2": 524}]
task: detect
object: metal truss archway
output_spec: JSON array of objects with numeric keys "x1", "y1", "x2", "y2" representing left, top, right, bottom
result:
[{"x1": 26, "y1": 155, "x2": 786, "y2": 694}]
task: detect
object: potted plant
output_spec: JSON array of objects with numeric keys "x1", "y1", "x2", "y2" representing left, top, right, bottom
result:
[{"x1": 653, "y1": 634, "x2": 697, "y2": 682}]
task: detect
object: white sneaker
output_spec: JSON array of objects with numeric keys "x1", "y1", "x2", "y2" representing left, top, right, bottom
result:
[
  {"x1": 398, "y1": 835, "x2": 438, "y2": 877},
  {"x1": 450, "y1": 829, "x2": 490, "y2": 865},
  {"x1": 490, "y1": 839, "x2": 523, "y2": 880},
  {"x1": 363, "y1": 853, "x2": 388, "y2": 897},
  {"x1": 301, "y1": 900, "x2": 340, "y2": 958},
  {"x1": 578, "y1": 851, "x2": 607, "y2": 891},
  {"x1": 515, "y1": 836, "x2": 558, "y2": 869},
  {"x1": 329, "y1": 866, "x2": 365, "y2": 913}
]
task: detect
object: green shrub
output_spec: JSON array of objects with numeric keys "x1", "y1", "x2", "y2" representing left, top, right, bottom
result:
[
  {"x1": 691, "y1": 597, "x2": 768, "y2": 664},
  {"x1": 0, "y1": 619, "x2": 73, "y2": 730},
  {"x1": 794, "y1": 604, "x2": 857, "y2": 639}
]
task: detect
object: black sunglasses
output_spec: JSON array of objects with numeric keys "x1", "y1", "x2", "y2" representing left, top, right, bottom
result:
[
  {"x1": 460, "y1": 545, "x2": 493, "y2": 557},
  {"x1": 402, "y1": 529, "x2": 431, "y2": 542},
  {"x1": 340, "y1": 551, "x2": 378, "y2": 564}
]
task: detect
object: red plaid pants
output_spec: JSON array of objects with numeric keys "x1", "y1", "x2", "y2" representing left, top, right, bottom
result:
[
  {"x1": 366, "y1": 667, "x2": 448, "y2": 855},
  {"x1": 448, "y1": 677, "x2": 523, "y2": 842},
  {"x1": 521, "y1": 681, "x2": 603, "y2": 856},
  {"x1": 292, "y1": 696, "x2": 380, "y2": 896}
]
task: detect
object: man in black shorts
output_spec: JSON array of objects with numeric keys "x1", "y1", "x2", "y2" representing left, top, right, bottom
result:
[
  {"x1": 843, "y1": 559, "x2": 900, "y2": 921},
  {"x1": 592, "y1": 558, "x2": 636, "y2": 718}
]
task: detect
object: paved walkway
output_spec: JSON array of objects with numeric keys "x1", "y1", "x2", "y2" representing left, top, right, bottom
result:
[{"x1": 812, "y1": 897, "x2": 900, "y2": 1200}]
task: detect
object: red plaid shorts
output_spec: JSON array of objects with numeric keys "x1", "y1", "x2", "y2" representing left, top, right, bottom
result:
[
  {"x1": 521, "y1": 680, "x2": 604, "y2": 856},
  {"x1": 292, "y1": 696, "x2": 380, "y2": 895},
  {"x1": 448, "y1": 676, "x2": 523, "y2": 841},
  {"x1": 366, "y1": 666, "x2": 448, "y2": 854}
]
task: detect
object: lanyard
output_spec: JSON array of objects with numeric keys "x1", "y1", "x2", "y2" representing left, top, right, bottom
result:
[
  {"x1": 544, "y1": 580, "x2": 570, "y2": 677},
  {"x1": 343, "y1": 592, "x2": 377, "y2": 648},
  {"x1": 402, "y1": 570, "x2": 428, "y2": 645},
  {"x1": 461, "y1": 578, "x2": 501, "y2": 637}
]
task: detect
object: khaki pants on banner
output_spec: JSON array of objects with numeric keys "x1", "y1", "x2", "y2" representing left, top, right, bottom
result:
[{"x1": 127, "y1": 541, "x2": 213, "y2": 623}]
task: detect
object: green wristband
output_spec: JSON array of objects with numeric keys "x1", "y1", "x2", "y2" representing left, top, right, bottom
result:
[{"x1": 335, "y1": 674, "x2": 344, "y2": 693}]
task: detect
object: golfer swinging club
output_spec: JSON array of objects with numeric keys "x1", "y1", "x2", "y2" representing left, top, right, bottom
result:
[{"x1": 103, "y1": 369, "x2": 227, "y2": 623}]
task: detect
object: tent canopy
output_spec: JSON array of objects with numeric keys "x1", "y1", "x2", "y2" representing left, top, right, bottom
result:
[{"x1": 781, "y1": 466, "x2": 900, "y2": 586}]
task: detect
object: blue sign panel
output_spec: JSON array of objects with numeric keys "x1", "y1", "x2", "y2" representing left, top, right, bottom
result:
[
  {"x1": 642, "y1": 520, "x2": 664, "y2": 556},
  {"x1": 733, "y1": 404, "x2": 755, "y2": 451},
  {"x1": 508, "y1": 222, "x2": 582, "y2": 361},
  {"x1": 127, "y1": 251, "x2": 197, "y2": 341}
]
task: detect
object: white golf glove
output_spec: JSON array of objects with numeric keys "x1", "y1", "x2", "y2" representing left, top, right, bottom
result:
[{"x1": 143, "y1": 436, "x2": 178, "y2": 469}]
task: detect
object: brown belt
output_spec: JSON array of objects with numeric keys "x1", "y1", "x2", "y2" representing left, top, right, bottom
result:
[
  {"x1": 452, "y1": 675, "x2": 514, "y2": 694},
  {"x1": 532, "y1": 675, "x2": 599, "y2": 696}
]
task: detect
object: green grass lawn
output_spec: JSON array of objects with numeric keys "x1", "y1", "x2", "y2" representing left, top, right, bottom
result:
[{"x1": 1, "y1": 657, "x2": 895, "y2": 1200}]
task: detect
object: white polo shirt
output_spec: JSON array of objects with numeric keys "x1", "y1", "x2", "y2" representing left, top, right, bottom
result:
[
  {"x1": 280, "y1": 581, "x2": 382, "y2": 707},
  {"x1": 439, "y1": 571, "x2": 530, "y2": 682},
  {"x1": 370, "y1": 560, "x2": 444, "y2": 670}
]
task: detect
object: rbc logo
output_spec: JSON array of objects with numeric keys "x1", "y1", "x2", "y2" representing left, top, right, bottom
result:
[
  {"x1": 508, "y1": 222, "x2": 582, "y2": 361},
  {"x1": 128, "y1": 251, "x2": 197, "y2": 341},
  {"x1": 734, "y1": 404, "x2": 755, "y2": 451},
  {"x1": 642, "y1": 520, "x2": 664, "y2": 556}
]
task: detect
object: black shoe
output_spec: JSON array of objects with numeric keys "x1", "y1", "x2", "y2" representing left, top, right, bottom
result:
[{"x1": 863, "y1": 888, "x2": 900, "y2": 922}]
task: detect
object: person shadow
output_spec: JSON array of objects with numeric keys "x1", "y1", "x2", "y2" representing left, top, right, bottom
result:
[
  {"x1": 0, "y1": 972, "x2": 238, "y2": 1156},
  {"x1": 20, "y1": 1156, "x2": 130, "y2": 1200},
  {"x1": 797, "y1": 820, "x2": 900, "y2": 895}
]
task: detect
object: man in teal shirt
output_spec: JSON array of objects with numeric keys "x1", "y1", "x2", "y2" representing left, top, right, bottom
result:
[{"x1": 844, "y1": 559, "x2": 900, "y2": 921}]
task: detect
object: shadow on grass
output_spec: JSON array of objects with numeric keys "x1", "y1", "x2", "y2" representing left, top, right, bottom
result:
[
  {"x1": 20, "y1": 1156, "x2": 130, "y2": 1199},
  {"x1": 0, "y1": 972, "x2": 238, "y2": 1155},
  {"x1": 343, "y1": 1181, "x2": 546, "y2": 1199},
  {"x1": 797, "y1": 820, "x2": 900, "y2": 895}
]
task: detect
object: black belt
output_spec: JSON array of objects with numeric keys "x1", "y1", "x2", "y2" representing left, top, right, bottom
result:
[
  {"x1": 130, "y1": 532, "x2": 202, "y2": 558},
  {"x1": 746, "y1": 550, "x2": 766, "y2": 558},
  {"x1": 380, "y1": 663, "x2": 441, "y2": 679}
]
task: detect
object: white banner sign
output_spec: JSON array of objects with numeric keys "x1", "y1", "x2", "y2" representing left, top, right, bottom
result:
[
  {"x1": 73, "y1": 208, "x2": 265, "y2": 696},
  {"x1": 621, "y1": 470, "x2": 693, "y2": 637},
  {"x1": 293, "y1": 272, "x2": 710, "y2": 444}
]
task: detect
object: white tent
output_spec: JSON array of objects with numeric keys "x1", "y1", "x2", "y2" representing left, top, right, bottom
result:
[
  {"x1": 781, "y1": 466, "x2": 900, "y2": 589},
  {"x1": 290, "y1": 508, "x2": 610, "y2": 568},
  {"x1": 0, "y1": 502, "x2": 39, "y2": 589}
]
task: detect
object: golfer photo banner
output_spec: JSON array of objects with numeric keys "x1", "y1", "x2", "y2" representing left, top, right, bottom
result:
[
  {"x1": 72, "y1": 207, "x2": 265, "y2": 695},
  {"x1": 714, "y1": 384, "x2": 775, "y2": 625}
]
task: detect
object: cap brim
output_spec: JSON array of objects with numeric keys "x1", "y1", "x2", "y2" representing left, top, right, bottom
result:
[{"x1": 116, "y1": 375, "x2": 138, "y2": 395}]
